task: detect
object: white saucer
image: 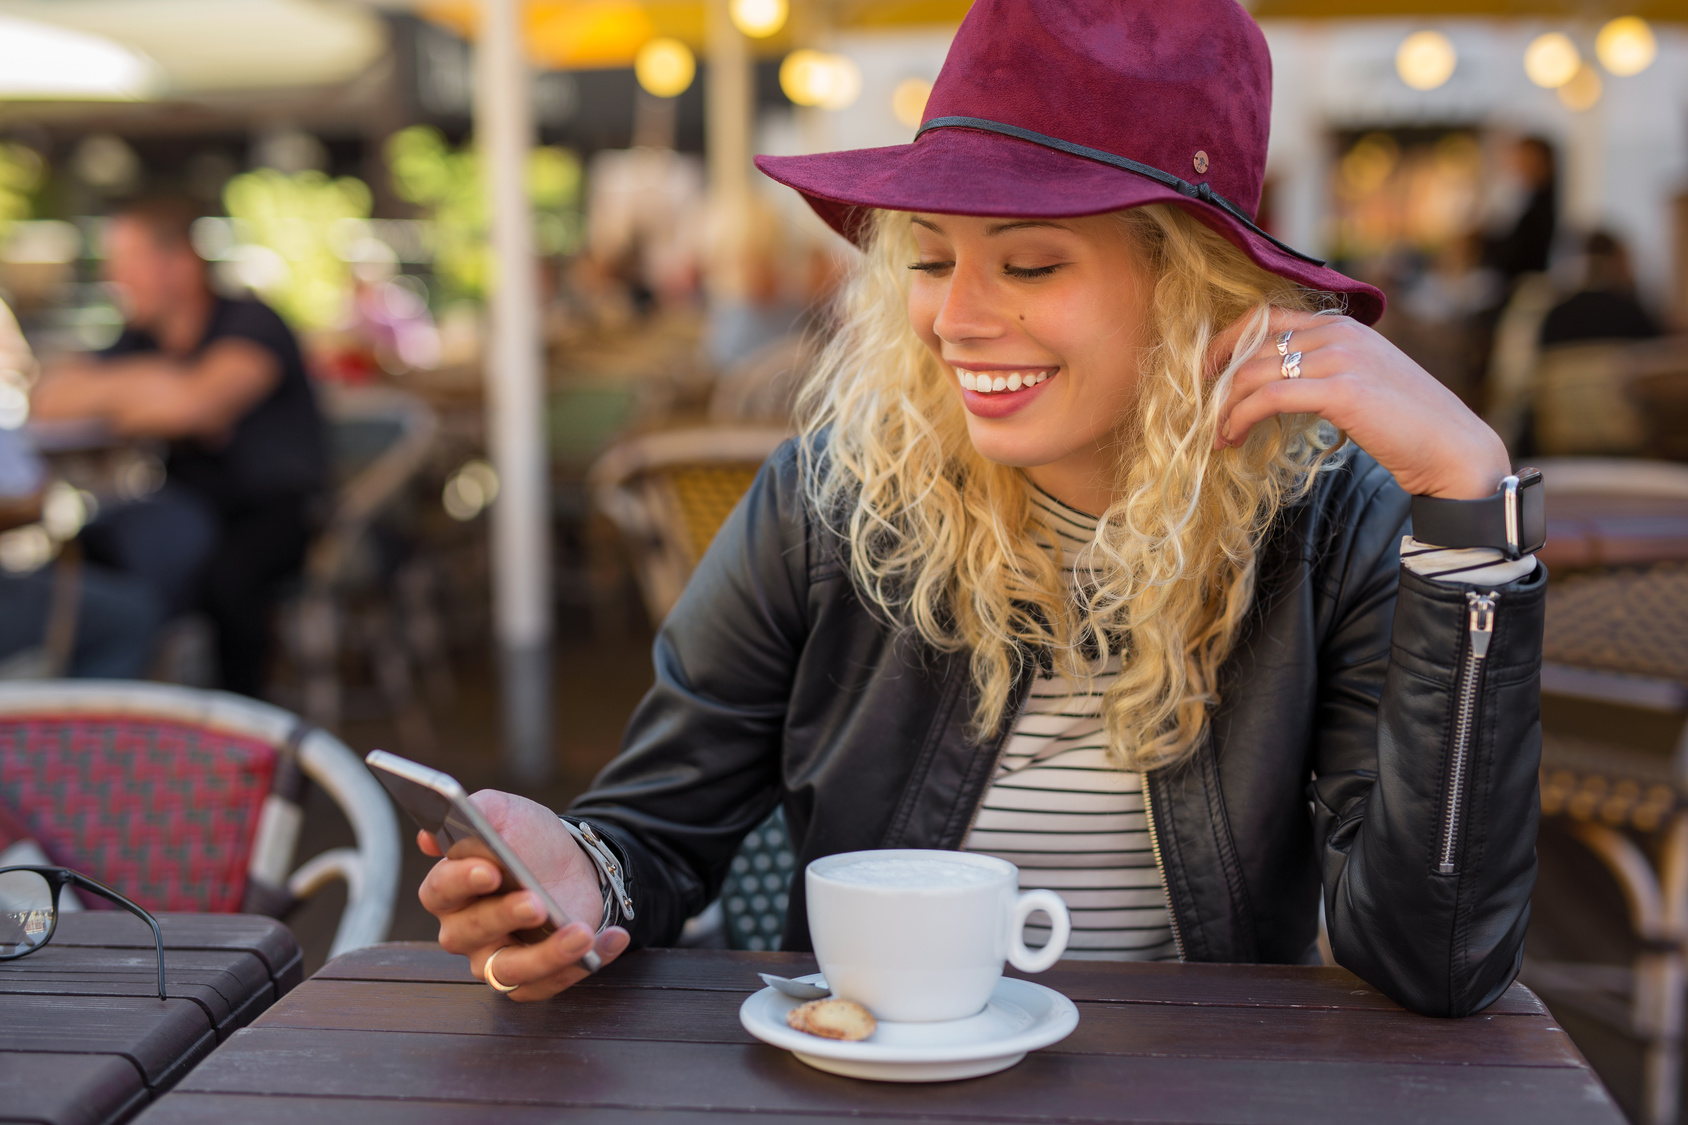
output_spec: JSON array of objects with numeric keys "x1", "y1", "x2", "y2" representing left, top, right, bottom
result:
[{"x1": 739, "y1": 973, "x2": 1079, "y2": 1082}]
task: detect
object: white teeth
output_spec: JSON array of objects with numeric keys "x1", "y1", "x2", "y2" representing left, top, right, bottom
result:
[{"x1": 958, "y1": 369, "x2": 1055, "y2": 393}]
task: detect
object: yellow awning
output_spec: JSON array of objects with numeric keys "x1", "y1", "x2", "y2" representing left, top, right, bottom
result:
[
  {"x1": 419, "y1": 0, "x2": 1686, "y2": 71},
  {"x1": 417, "y1": 0, "x2": 981, "y2": 67}
]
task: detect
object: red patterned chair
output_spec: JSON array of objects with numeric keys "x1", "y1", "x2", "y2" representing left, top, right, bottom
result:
[{"x1": 0, "y1": 680, "x2": 400, "y2": 957}]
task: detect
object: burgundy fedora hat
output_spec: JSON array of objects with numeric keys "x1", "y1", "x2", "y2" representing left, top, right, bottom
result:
[{"x1": 755, "y1": 0, "x2": 1383, "y2": 325}]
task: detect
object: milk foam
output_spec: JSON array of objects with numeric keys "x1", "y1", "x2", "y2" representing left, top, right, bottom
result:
[{"x1": 821, "y1": 856, "x2": 1001, "y2": 889}]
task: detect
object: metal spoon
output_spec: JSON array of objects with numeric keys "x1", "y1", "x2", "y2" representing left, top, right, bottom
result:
[{"x1": 758, "y1": 972, "x2": 831, "y2": 1000}]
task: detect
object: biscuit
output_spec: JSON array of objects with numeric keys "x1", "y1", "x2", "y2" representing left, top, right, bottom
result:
[{"x1": 785, "y1": 998, "x2": 877, "y2": 1041}]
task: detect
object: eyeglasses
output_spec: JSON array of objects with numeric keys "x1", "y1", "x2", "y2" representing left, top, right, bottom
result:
[{"x1": 0, "y1": 866, "x2": 167, "y2": 1000}]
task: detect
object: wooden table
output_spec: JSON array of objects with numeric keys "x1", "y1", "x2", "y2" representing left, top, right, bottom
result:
[
  {"x1": 1541, "y1": 492, "x2": 1688, "y2": 573},
  {"x1": 135, "y1": 945, "x2": 1623, "y2": 1124},
  {"x1": 0, "y1": 913, "x2": 300, "y2": 1125}
]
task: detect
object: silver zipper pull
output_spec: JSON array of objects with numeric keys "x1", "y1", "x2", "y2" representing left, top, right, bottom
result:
[{"x1": 1466, "y1": 591, "x2": 1496, "y2": 660}]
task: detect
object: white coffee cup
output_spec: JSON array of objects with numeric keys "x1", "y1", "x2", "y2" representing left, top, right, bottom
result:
[{"x1": 805, "y1": 848, "x2": 1071, "y2": 1023}]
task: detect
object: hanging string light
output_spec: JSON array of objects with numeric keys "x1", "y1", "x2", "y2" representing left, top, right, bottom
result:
[
  {"x1": 635, "y1": 37, "x2": 695, "y2": 98},
  {"x1": 1596, "y1": 16, "x2": 1656, "y2": 76},
  {"x1": 1558, "y1": 63, "x2": 1602, "y2": 111},
  {"x1": 780, "y1": 49, "x2": 861, "y2": 110},
  {"x1": 1395, "y1": 30, "x2": 1457, "y2": 91},
  {"x1": 891, "y1": 77, "x2": 932, "y2": 129},
  {"x1": 1524, "y1": 31, "x2": 1581, "y2": 89},
  {"x1": 730, "y1": 0, "x2": 788, "y2": 38}
]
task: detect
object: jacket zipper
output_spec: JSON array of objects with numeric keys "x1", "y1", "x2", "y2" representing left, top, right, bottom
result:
[
  {"x1": 1140, "y1": 771, "x2": 1187, "y2": 961},
  {"x1": 1437, "y1": 590, "x2": 1496, "y2": 876}
]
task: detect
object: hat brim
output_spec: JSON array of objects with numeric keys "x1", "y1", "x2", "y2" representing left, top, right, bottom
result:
[{"x1": 756, "y1": 127, "x2": 1383, "y2": 326}]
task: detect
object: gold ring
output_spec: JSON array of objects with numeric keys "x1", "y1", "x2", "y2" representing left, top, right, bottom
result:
[
  {"x1": 1276, "y1": 330, "x2": 1293, "y2": 356},
  {"x1": 484, "y1": 946, "x2": 519, "y2": 994},
  {"x1": 1281, "y1": 350, "x2": 1302, "y2": 380}
]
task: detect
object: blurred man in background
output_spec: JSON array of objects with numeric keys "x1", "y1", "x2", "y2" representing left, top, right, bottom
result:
[
  {"x1": 31, "y1": 197, "x2": 326, "y2": 697},
  {"x1": 1540, "y1": 230, "x2": 1660, "y2": 347}
]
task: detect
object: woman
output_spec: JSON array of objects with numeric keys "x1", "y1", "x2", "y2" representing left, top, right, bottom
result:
[{"x1": 421, "y1": 0, "x2": 1545, "y2": 1018}]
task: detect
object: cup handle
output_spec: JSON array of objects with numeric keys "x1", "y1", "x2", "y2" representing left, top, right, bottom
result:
[{"x1": 1007, "y1": 888, "x2": 1070, "y2": 973}]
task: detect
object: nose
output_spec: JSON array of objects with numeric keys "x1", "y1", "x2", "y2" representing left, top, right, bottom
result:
[{"x1": 931, "y1": 260, "x2": 1009, "y2": 348}]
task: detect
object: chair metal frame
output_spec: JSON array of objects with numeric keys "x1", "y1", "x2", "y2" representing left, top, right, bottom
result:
[
  {"x1": 285, "y1": 384, "x2": 441, "y2": 752},
  {"x1": 0, "y1": 679, "x2": 401, "y2": 959}
]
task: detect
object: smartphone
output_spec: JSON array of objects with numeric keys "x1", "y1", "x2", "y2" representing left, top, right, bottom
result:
[{"x1": 365, "y1": 749, "x2": 602, "y2": 974}]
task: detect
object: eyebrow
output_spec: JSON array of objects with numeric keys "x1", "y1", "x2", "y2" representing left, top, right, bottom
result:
[
  {"x1": 984, "y1": 220, "x2": 1073, "y2": 236},
  {"x1": 909, "y1": 216, "x2": 1073, "y2": 237}
]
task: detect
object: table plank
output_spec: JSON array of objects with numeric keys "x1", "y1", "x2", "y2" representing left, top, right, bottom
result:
[
  {"x1": 162, "y1": 1026, "x2": 1624, "y2": 1125},
  {"x1": 249, "y1": 978, "x2": 1582, "y2": 1068},
  {"x1": 137, "y1": 1093, "x2": 946, "y2": 1125},
  {"x1": 317, "y1": 944, "x2": 1548, "y2": 1015},
  {"x1": 0, "y1": 1052, "x2": 148, "y2": 1125},
  {"x1": 48, "y1": 915, "x2": 303, "y2": 995},
  {"x1": 0, "y1": 946, "x2": 275, "y2": 1033},
  {"x1": 0, "y1": 995, "x2": 215, "y2": 1088},
  {"x1": 0, "y1": 914, "x2": 300, "y2": 1125}
]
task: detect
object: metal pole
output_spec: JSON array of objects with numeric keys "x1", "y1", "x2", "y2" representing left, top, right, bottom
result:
[
  {"x1": 475, "y1": 0, "x2": 552, "y2": 785},
  {"x1": 706, "y1": 0, "x2": 753, "y2": 301}
]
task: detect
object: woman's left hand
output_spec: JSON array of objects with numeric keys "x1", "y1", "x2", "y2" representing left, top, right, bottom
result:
[{"x1": 1209, "y1": 310, "x2": 1511, "y2": 501}]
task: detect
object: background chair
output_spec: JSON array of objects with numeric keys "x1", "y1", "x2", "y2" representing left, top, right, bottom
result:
[
  {"x1": 280, "y1": 384, "x2": 442, "y2": 755},
  {"x1": 1530, "y1": 339, "x2": 1688, "y2": 458},
  {"x1": 1521, "y1": 462, "x2": 1688, "y2": 1125},
  {"x1": 590, "y1": 425, "x2": 791, "y2": 625},
  {"x1": 0, "y1": 680, "x2": 400, "y2": 959},
  {"x1": 719, "y1": 805, "x2": 796, "y2": 951}
]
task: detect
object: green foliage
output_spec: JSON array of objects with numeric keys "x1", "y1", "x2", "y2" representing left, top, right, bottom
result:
[
  {"x1": 385, "y1": 125, "x2": 582, "y2": 304},
  {"x1": 0, "y1": 144, "x2": 45, "y2": 236},
  {"x1": 223, "y1": 168, "x2": 372, "y2": 331}
]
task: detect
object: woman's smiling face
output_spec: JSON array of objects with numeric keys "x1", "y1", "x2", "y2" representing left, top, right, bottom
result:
[{"x1": 905, "y1": 211, "x2": 1154, "y2": 511}]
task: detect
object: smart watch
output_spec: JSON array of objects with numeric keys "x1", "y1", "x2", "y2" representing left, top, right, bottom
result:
[{"x1": 1409, "y1": 468, "x2": 1545, "y2": 561}]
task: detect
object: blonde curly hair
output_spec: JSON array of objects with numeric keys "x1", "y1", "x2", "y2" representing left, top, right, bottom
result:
[{"x1": 796, "y1": 203, "x2": 1343, "y2": 772}]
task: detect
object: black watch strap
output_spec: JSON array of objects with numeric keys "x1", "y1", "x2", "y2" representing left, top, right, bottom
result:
[{"x1": 1409, "y1": 469, "x2": 1544, "y2": 560}]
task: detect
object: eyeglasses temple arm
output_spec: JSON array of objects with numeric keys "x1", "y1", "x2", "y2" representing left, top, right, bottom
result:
[{"x1": 66, "y1": 872, "x2": 167, "y2": 1000}]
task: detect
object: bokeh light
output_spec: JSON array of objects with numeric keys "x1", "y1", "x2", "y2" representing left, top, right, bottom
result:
[
  {"x1": 443, "y1": 460, "x2": 500, "y2": 521},
  {"x1": 1558, "y1": 63, "x2": 1603, "y2": 112},
  {"x1": 1524, "y1": 32, "x2": 1581, "y2": 89},
  {"x1": 1596, "y1": 17, "x2": 1656, "y2": 77},
  {"x1": 634, "y1": 37, "x2": 695, "y2": 99},
  {"x1": 891, "y1": 77, "x2": 932, "y2": 129},
  {"x1": 1396, "y1": 31, "x2": 1456, "y2": 91},
  {"x1": 730, "y1": 0, "x2": 788, "y2": 38},
  {"x1": 780, "y1": 49, "x2": 861, "y2": 110}
]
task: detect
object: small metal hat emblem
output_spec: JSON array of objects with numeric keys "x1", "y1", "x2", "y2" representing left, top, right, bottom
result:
[{"x1": 1193, "y1": 151, "x2": 1210, "y2": 174}]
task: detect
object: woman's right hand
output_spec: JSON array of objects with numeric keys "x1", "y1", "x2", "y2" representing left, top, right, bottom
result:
[{"x1": 416, "y1": 789, "x2": 631, "y2": 1001}]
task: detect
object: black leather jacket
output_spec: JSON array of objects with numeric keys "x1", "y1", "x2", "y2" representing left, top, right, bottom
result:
[{"x1": 570, "y1": 439, "x2": 1546, "y2": 1017}]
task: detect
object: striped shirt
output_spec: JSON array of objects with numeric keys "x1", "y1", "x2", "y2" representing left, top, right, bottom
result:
[
  {"x1": 962, "y1": 483, "x2": 1536, "y2": 962},
  {"x1": 963, "y1": 487, "x2": 1177, "y2": 960}
]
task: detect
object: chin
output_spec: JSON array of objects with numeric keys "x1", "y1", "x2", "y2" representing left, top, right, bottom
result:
[{"x1": 962, "y1": 420, "x2": 1067, "y2": 469}]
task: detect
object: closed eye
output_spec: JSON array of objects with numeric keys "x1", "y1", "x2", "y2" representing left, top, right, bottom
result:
[
  {"x1": 908, "y1": 260, "x2": 953, "y2": 274},
  {"x1": 1004, "y1": 263, "x2": 1065, "y2": 279}
]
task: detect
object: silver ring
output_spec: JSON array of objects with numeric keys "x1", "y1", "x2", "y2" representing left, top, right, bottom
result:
[
  {"x1": 1281, "y1": 350, "x2": 1302, "y2": 380},
  {"x1": 1276, "y1": 330, "x2": 1293, "y2": 356},
  {"x1": 484, "y1": 946, "x2": 519, "y2": 994}
]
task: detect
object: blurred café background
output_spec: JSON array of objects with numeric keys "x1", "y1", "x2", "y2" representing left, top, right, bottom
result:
[{"x1": 2, "y1": 0, "x2": 1688, "y2": 1120}]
